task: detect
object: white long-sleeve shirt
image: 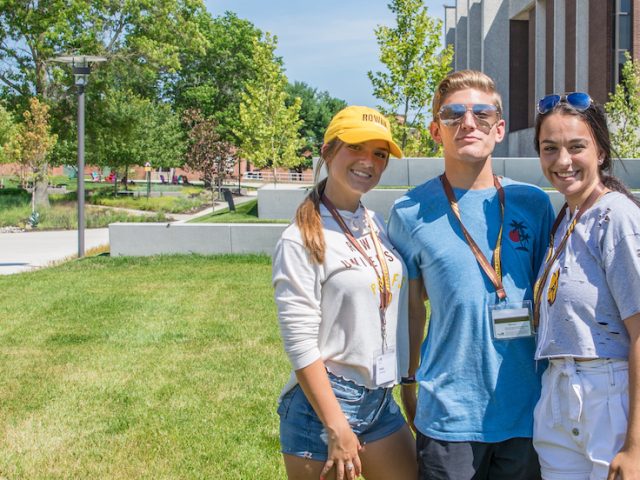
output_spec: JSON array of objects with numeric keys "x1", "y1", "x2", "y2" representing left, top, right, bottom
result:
[{"x1": 273, "y1": 204, "x2": 409, "y2": 395}]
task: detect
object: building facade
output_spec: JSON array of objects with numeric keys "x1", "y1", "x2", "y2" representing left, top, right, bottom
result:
[{"x1": 444, "y1": 0, "x2": 639, "y2": 156}]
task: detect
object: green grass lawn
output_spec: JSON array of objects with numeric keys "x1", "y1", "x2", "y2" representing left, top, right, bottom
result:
[
  {"x1": 190, "y1": 199, "x2": 288, "y2": 224},
  {"x1": 0, "y1": 255, "x2": 287, "y2": 479},
  {"x1": 0, "y1": 189, "x2": 169, "y2": 229}
]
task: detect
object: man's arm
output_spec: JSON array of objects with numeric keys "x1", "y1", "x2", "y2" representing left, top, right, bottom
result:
[{"x1": 401, "y1": 277, "x2": 428, "y2": 432}]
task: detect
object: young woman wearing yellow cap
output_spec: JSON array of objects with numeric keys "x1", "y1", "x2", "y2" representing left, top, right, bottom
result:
[{"x1": 272, "y1": 106, "x2": 416, "y2": 480}]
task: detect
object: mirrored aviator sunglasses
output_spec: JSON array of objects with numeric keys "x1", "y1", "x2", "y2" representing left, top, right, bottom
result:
[
  {"x1": 537, "y1": 92, "x2": 593, "y2": 114},
  {"x1": 438, "y1": 104, "x2": 500, "y2": 134},
  {"x1": 438, "y1": 104, "x2": 499, "y2": 125}
]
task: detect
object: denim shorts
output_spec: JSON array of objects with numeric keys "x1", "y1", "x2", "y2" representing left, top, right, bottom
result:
[{"x1": 277, "y1": 372, "x2": 406, "y2": 461}]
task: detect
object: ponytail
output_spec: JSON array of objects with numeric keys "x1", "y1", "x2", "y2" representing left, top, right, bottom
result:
[{"x1": 295, "y1": 139, "x2": 343, "y2": 264}]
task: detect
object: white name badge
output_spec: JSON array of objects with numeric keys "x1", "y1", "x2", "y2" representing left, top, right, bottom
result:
[
  {"x1": 374, "y1": 348, "x2": 397, "y2": 386},
  {"x1": 489, "y1": 301, "x2": 534, "y2": 340}
]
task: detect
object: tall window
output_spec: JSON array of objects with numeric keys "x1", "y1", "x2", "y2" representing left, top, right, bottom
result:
[{"x1": 614, "y1": 0, "x2": 632, "y2": 85}]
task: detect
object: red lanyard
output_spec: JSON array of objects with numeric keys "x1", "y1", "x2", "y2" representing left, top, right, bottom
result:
[
  {"x1": 441, "y1": 174, "x2": 507, "y2": 300},
  {"x1": 533, "y1": 187, "x2": 609, "y2": 327},
  {"x1": 321, "y1": 194, "x2": 392, "y2": 313}
]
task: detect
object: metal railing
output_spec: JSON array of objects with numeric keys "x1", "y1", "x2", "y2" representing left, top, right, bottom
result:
[{"x1": 243, "y1": 171, "x2": 313, "y2": 183}]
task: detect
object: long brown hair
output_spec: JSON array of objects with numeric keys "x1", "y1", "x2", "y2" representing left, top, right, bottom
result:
[
  {"x1": 295, "y1": 139, "x2": 344, "y2": 263},
  {"x1": 534, "y1": 102, "x2": 640, "y2": 207}
]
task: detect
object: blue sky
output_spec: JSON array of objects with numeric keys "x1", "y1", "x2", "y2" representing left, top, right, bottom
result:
[{"x1": 204, "y1": 1, "x2": 445, "y2": 108}]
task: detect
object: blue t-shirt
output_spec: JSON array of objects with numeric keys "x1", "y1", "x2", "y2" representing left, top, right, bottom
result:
[{"x1": 388, "y1": 175, "x2": 554, "y2": 442}]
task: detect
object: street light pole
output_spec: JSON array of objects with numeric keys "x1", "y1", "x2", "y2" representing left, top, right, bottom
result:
[
  {"x1": 76, "y1": 78, "x2": 86, "y2": 256},
  {"x1": 52, "y1": 55, "x2": 106, "y2": 258}
]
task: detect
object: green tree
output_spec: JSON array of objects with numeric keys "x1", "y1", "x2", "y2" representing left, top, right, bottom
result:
[
  {"x1": 6, "y1": 98, "x2": 57, "y2": 209},
  {"x1": 0, "y1": 103, "x2": 16, "y2": 163},
  {"x1": 236, "y1": 33, "x2": 304, "y2": 184},
  {"x1": 0, "y1": 0, "x2": 208, "y2": 101},
  {"x1": 183, "y1": 109, "x2": 238, "y2": 203},
  {"x1": 168, "y1": 11, "x2": 263, "y2": 143},
  {"x1": 89, "y1": 89, "x2": 185, "y2": 188},
  {"x1": 0, "y1": 0, "x2": 207, "y2": 197},
  {"x1": 368, "y1": 0, "x2": 453, "y2": 156},
  {"x1": 606, "y1": 51, "x2": 640, "y2": 158},
  {"x1": 285, "y1": 81, "x2": 347, "y2": 158}
]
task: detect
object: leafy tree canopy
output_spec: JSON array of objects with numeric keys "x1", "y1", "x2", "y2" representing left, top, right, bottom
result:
[
  {"x1": 0, "y1": 0, "x2": 209, "y2": 103},
  {"x1": 285, "y1": 81, "x2": 347, "y2": 156},
  {"x1": 368, "y1": 0, "x2": 452, "y2": 157},
  {"x1": 236, "y1": 33, "x2": 305, "y2": 182},
  {"x1": 0, "y1": 102, "x2": 15, "y2": 163},
  {"x1": 182, "y1": 108, "x2": 237, "y2": 196},
  {"x1": 605, "y1": 51, "x2": 640, "y2": 159},
  {"x1": 167, "y1": 11, "x2": 264, "y2": 143},
  {"x1": 0, "y1": 0, "x2": 208, "y2": 171},
  {"x1": 5, "y1": 97, "x2": 57, "y2": 207},
  {"x1": 88, "y1": 89, "x2": 185, "y2": 175}
]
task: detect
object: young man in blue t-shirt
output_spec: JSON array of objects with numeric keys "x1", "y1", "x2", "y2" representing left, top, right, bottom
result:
[{"x1": 388, "y1": 70, "x2": 554, "y2": 480}]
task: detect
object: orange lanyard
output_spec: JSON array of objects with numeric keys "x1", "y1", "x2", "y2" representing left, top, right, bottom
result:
[
  {"x1": 533, "y1": 188, "x2": 608, "y2": 328},
  {"x1": 321, "y1": 194, "x2": 392, "y2": 313},
  {"x1": 441, "y1": 174, "x2": 507, "y2": 300}
]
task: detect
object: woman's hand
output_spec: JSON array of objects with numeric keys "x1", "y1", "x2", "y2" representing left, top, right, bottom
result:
[
  {"x1": 320, "y1": 419, "x2": 362, "y2": 480},
  {"x1": 293, "y1": 361, "x2": 362, "y2": 479},
  {"x1": 607, "y1": 446, "x2": 640, "y2": 480}
]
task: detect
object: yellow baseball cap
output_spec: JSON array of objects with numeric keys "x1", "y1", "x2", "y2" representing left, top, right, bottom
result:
[{"x1": 323, "y1": 106, "x2": 403, "y2": 158}]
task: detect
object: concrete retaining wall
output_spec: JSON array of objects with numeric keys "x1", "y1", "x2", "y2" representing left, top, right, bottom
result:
[{"x1": 109, "y1": 222, "x2": 287, "y2": 257}]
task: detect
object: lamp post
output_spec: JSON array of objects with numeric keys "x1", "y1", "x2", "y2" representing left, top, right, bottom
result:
[
  {"x1": 144, "y1": 162, "x2": 152, "y2": 198},
  {"x1": 52, "y1": 55, "x2": 106, "y2": 258}
]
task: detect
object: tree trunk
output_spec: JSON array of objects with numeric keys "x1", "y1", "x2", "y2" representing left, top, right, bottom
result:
[
  {"x1": 35, "y1": 56, "x2": 47, "y2": 98},
  {"x1": 32, "y1": 164, "x2": 50, "y2": 209},
  {"x1": 401, "y1": 100, "x2": 410, "y2": 151},
  {"x1": 33, "y1": 178, "x2": 50, "y2": 208},
  {"x1": 272, "y1": 165, "x2": 278, "y2": 186}
]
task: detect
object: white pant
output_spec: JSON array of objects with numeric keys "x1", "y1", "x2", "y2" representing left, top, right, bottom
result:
[{"x1": 533, "y1": 358, "x2": 629, "y2": 480}]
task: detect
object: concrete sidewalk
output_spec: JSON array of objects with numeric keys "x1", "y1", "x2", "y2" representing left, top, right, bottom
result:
[{"x1": 0, "y1": 229, "x2": 110, "y2": 275}]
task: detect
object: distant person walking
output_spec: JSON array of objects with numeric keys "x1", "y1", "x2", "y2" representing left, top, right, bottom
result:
[
  {"x1": 532, "y1": 93, "x2": 640, "y2": 480},
  {"x1": 273, "y1": 106, "x2": 416, "y2": 480}
]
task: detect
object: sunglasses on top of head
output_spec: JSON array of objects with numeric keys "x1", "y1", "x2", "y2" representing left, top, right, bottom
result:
[
  {"x1": 537, "y1": 92, "x2": 593, "y2": 115},
  {"x1": 437, "y1": 103, "x2": 501, "y2": 134}
]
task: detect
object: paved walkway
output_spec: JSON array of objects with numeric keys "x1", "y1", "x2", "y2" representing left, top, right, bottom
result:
[
  {"x1": 0, "y1": 193, "x2": 257, "y2": 276},
  {"x1": 0, "y1": 228, "x2": 110, "y2": 275}
]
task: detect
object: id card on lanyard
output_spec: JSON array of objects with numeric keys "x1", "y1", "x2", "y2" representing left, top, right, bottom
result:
[
  {"x1": 489, "y1": 301, "x2": 533, "y2": 340},
  {"x1": 321, "y1": 195, "x2": 396, "y2": 386},
  {"x1": 441, "y1": 174, "x2": 534, "y2": 340}
]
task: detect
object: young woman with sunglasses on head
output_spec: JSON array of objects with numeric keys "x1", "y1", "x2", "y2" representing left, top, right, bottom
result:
[
  {"x1": 272, "y1": 106, "x2": 417, "y2": 480},
  {"x1": 533, "y1": 93, "x2": 640, "y2": 480}
]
